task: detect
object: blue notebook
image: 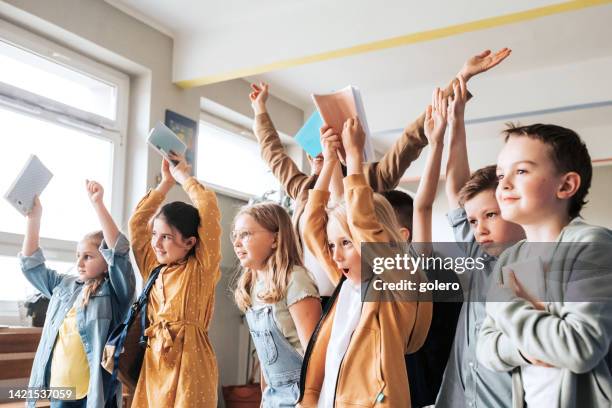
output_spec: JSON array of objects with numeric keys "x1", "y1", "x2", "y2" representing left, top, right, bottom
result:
[{"x1": 295, "y1": 111, "x2": 324, "y2": 157}]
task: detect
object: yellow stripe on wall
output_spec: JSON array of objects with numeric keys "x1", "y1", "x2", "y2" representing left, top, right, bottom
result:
[{"x1": 176, "y1": 0, "x2": 612, "y2": 88}]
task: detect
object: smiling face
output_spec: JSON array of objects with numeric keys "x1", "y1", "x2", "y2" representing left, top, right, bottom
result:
[
  {"x1": 76, "y1": 239, "x2": 107, "y2": 280},
  {"x1": 326, "y1": 217, "x2": 361, "y2": 284},
  {"x1": 232, "y1": 214, "x2": 277, "y2": 271},
  {"x1": 463, "y1": 189, "x2": 525, "y2": 256},
  {"x1": 151, "y1": 217, "x2": 196, "y2": 264},
  {"x1": 496, "y1": 135, "x2": 571, "y2": 227}
]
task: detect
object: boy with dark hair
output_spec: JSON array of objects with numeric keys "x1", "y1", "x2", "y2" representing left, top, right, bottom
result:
[
  {"x1": 436, "y1": 77, "x2": 524, "y2": 408},
  {"x1": 385, "y1": 88, "x2": 462, "y2": 407},
  {"x1": 477, "y1": 123, "x2": 612, "y2": 407}
]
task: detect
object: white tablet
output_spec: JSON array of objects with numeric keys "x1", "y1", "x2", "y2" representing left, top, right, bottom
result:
[
  {"x1": 4, "y1": 154, "x2": 53, "y2": 216},
  {"x1": 147, "y1": 121, "x2": 187, "y2": 164}
]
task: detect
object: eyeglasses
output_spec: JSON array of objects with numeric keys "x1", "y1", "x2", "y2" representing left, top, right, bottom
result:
[{"x1": 230, "y1": 229, "x2": 270, "y2": 243}]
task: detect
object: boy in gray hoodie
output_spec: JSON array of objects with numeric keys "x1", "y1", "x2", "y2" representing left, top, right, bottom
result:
[{"x1": 477, "y1": 124, "x2": 612, "y2": 407}]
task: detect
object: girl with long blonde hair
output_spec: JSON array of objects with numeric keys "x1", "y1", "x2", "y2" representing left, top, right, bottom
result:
[{"x1": 233, "y1": 202, "x2": 321, "y2": 407}]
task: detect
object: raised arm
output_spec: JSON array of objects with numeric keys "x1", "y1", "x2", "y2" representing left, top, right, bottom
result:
[
  {"x1": 250, "y1": 82, "x2": 314, "y2": 199},
  {"x1": 445, "y1": 76, "x2": 470, "y2": 209},
  {"x1": 169, "y1": 152, "x2": 222, "y2": 282},
  {"x1": 368, "y1": 48, "x2": 510, "y2": 192},
  {"x1": 86, "y1": 180, "x2": 135, "y2": 309},
  {"x1": 22, "y1": 196, "x2": 42, "y2": 257},
  {"x1": 20, "y1": 197, "x2": 63, "y2": 297},
  {"x1": 302, "y1": 127, "x2": 344, "y2": 285},
  {"x1": 128, "y1": 158, "x2": 173, "y2": 279},
  {"x1": 413, "y1": 89, "x2": 447, "y2": 245},
  {"x1": 86, "y1": 180, "x2": 119, "y2": 248}
]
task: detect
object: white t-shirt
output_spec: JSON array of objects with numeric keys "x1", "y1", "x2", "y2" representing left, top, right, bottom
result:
[
  {"x1": 522, "y1": 366, "x2": 563, "y2": 407},
  {"x1": 318, "y1": 280, "x2": 362, "y2": 408}
]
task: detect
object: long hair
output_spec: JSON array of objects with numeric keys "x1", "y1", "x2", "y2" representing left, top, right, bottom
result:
[
  {"x1": 233, "y1": 202, "x2": 303, "y2": 312},
  {"x1": 80, "y1": 230, "x2": 107, "y2": 307}
]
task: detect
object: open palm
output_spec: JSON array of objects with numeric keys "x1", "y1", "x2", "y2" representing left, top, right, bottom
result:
[{"x1": 460, "y1": 48, "x2": 511, "y2": 81}]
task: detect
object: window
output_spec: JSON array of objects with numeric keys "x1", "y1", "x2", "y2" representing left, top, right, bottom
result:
[
  {"x1": 0, "y1": 21, "x2": 128, "y2": 304},
  {"x1": 197, "y1": 121, "x2": 279, "y2": 198}
]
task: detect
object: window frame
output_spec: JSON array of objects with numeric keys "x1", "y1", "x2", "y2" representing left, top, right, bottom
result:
[
  {"x1": 198, "y1": 111, "x2": 281, "y2": 201},
  {"x1": 0, "y1": 21, "x2": 129, "y2": 281}
]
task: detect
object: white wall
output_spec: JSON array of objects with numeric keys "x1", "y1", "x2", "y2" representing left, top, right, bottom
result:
[{"x1": 0, "y1": 1, "x2": 305, "y2": 405}]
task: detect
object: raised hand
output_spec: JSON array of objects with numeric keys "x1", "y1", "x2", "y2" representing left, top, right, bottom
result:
[
  {"x1": 341, "y1": 117, "x2": 365, "y2": 161},
  {"x1": 319, "y1": 124, "x2": 341, "y2": 165},
  {"x1": 249, "y1": 82, "x2": 269, "y2": 115},
  {"x1": 448, "y1": 75, "x2": 468, "y2": 125},
  {"x1": 424, "y1": 88, "x2": 448, "y2": 145},
  {"x1": 86, "y1": 179, "x2": 104, "y2": 206},
  {"x1": 27, "y1": 195, "x2": 42, "y2": 220},
  {"x1": 459, "y1": 48, "x2": 511, "y2": 82},
  {"x1": 167, "y1": 152, "x2": 192, "y2": 185}
]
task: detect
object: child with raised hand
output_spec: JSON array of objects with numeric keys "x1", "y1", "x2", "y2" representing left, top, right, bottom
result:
[
  {"x1": 297, "y1": 117, "x2": 432, "y2": 407},
  {"x1": 477, "y1": 124, "x2": 612, "y2": 407},
  {"x1": 20, "y1": 181, "x2": 135, "y2": 408},
  {"x1": 403, "y1": 88, "x2": 463, "y2": 407},
  {"x1": 435, "y1": 75, "x2": 524, "y2": 408},
  {"x1": 232, "y1": 202, "x2": 322, "y2": 406},
  {"x1": 249, "y1": 49, "x2": 510, "y2": 298},
  {"x1": 128, "y1": 153, "x2": 222, "y2": 408}
]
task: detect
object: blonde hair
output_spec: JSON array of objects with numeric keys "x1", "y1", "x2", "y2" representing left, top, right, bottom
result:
[
  {"x1": 327, "y1": 193, "x2": 405, "y2": 247},
  {"x1": 233, "y1": 202, "x2": 304, "y2": 312},
  {"x1": 80, "y1": 230, "x2": 107, "y2": 307}
]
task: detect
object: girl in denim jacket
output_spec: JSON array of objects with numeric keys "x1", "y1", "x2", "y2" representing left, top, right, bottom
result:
[{"x1": 20, "y1": 181, "x2": 135, "y2": 408}]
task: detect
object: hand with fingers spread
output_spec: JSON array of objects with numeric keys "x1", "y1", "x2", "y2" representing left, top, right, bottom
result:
[
  {"x1": 448, "y1": 75, "x2": 468, "y2": 125},
  {"x1": 168, "y1": 152, "x2": 192, "y2": 185},
  {"x1": 86, "y1": 179, "x2": 104, "y2": 206},
  {"x1": 249, "y1": 82, "x2": 269, "y2": 115},
  {"x1": 424, "y1": 88, "x2": 448, "y2": 146},
  {"x1": 459, "y1": 48, "x2": 512, "y2": 82}
]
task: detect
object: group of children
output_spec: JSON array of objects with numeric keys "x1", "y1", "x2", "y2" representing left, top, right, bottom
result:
[{"x1": 19, "y1": 47, "x2": 612, "y2": 408}]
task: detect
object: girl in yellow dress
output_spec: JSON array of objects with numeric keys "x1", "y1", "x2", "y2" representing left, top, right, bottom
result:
[{"x1": 129, "y1": 153, "x2": 221, "y2": 407}]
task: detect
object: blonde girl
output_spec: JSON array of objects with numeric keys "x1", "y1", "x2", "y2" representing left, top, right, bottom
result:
[
  {"x1": 298, "y1": 119, "x2": 432, "y2": 407},
  {"x1": 233, "y1": 202, "x2": 322, "y2": 407},
  {"x1": 21, "y1": 181, "x2": 135, "y2": 408}
]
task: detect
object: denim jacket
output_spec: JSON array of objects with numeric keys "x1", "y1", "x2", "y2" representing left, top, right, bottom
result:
[{"x1": 20, "y1": 233, "x2": 135, "y2": 408}]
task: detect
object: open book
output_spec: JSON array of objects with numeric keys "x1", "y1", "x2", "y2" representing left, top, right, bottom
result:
[{"x1": 312, "y1": 85, "x2": 376, "y2": 162}]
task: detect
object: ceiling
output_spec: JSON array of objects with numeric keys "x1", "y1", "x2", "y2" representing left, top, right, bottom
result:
[{"x1": 106, "y1": 0, "x2": 612, "y2": 181}]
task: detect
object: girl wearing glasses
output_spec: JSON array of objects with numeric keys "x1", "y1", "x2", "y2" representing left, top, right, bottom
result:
[{"x1": 232, "y1": 203, "x2": 322, "y2": 407}]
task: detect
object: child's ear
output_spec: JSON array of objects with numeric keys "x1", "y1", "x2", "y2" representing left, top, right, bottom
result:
[
  {"x1": 399, "y1": 227, "x2": 411, "y2": 242},
  {"x1": 185, "y1": 236, "x2": 197, "y2": 250},
  {"x1": 557, "y1": 172, "x2": 581, "y2": 200},
  {"x1": 271, "y1": 233, "x2": 278, "y2": 249}
]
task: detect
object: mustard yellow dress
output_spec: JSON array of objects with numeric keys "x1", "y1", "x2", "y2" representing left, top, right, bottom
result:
[{"x1": 129, "y1": 177, "x2": 222, "y2": 407}]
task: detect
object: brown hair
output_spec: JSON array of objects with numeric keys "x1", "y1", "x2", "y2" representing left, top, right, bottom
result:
[
  {"x1": 502, "y1": 123, "x2": 592, "y2": 218},
  {"x1": 381, "y1": 190, "x2": 414, "y2": 232},
  {"x1": 233, "y1": 203, "x2": 304, "y2": 312},
  {"x1": 458, "y1": 165, "x2": 498, "y2": 207},
  {"x1": 80, "y1": 230, "x2": 107, "y2": 307}
]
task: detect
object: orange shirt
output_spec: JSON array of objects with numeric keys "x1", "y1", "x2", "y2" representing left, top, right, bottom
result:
[{"x1": 129, "y1": 177, "x2": 222, "y2": 408}]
